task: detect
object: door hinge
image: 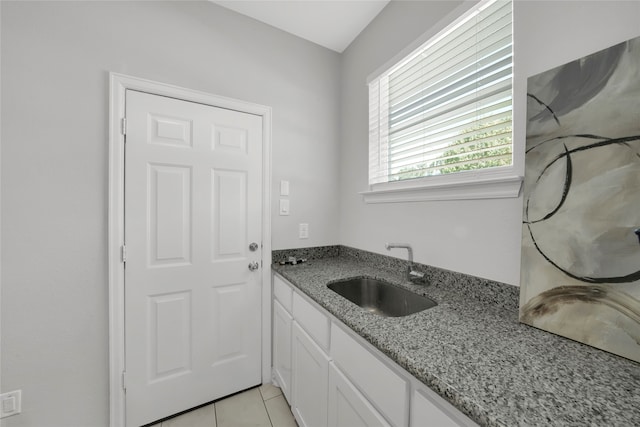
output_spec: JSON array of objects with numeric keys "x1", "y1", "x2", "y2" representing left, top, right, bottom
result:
[
  {"x1": 121, "y1": 245, "x2": 127, "y2": 263},
  {"x1": 122, "y1": 371, "x2": 127, "y2": 391},
  {"x1": 121, "y1": 117, "x2": 127, "y2": 136}
]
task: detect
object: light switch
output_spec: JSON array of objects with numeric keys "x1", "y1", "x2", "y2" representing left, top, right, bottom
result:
[
  {"x1": 280, "y1": 180, "x2": 290, "y2": 196},
  {"x1": 279, "y1": 199, "x2": 290, "y2": 216}
]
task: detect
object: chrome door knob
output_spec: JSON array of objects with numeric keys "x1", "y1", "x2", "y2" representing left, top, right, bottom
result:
[
  {"x1": 248, "y1": 262, "x2": 260, "y2": 271},
  {"x1": 249, "y1": 242, "x2": 259, "y2": 252}
]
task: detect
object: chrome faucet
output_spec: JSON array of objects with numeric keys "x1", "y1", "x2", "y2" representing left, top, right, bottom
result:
[{"x1": 384, "y1": 243, "x2": 427, "y2": 284}]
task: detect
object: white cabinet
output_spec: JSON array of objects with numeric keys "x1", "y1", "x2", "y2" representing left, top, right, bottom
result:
[
  {"x1": 411, "y1": 387, "x2": 476, "y2": 427},
  {"x1": 272, "y1": 299, "x2": 292, "y2": 401},
  {"x1": 291, "y1": 322, "x2": 330, "y2": 427},
  {"x1": 328, "y1": 362, "x2": 391, "y2": 427},
  {"x1": 271, "y1": 273, "x2": 478, "y2": 427},
  {"x1": 331, "y1": 324, "x2": 408, "y2": 427}
]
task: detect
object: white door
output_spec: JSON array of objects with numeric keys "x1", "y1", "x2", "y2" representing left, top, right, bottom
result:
[{"x1": 124, "y1": 90, "x2": 263, "y2": 426}]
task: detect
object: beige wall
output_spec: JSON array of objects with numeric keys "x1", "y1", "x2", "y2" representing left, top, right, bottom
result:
[{"x1": 1, "y1": 2, "x2": 340, "y2": 425}]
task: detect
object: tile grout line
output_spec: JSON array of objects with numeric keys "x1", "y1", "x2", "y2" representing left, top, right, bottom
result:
[{"x1": 259, "y1": 389, "x2": 275, "y2": 427}]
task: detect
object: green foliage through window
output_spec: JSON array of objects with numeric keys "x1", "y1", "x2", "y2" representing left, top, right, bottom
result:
[{"x1": 392, "y1": 116, "x2": 512, "y2": 181}]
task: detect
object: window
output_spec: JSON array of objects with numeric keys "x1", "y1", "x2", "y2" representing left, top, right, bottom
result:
[{"x1": 366, "y1": 0, "x2": 519, "y2": 202}]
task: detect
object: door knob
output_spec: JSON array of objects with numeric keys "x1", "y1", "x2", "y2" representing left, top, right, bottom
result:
[
  {"x1": 248, "y1": 262, "x2": 260, "y2": 271},
  {"x1": 249, "y1": 242, "x2": 259, "y2": 252}
]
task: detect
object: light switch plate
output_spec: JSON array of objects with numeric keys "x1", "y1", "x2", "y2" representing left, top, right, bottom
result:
[
  {"x1": 280, "y1": 180, "x2": 290, "y2": 196},
  {"x1": 1, "y1": 390, "x2": 22, "y2": 418},
  {"x1": 279, "y1": 199, "x2": 290, "y2": 216}
]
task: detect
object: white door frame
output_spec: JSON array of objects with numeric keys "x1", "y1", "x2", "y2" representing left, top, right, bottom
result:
[{"x1": 108, "y1": 73, "x2": 272, "y2": 427}]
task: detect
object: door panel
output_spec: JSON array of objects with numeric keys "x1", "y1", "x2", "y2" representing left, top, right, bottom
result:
[
  {"x1": 212, "y1": 169, "x2": 247, "y2": 259},
  {"x1": 148, "y1": 164, "x2": 192, "y2": 266},
  {"x1": 148, "y1": 113, "x2": 193, "y2": 148},
  {"x1": 213, "y1": 125, "x2": 248, "y2": 152},
  {"x1": 149, "y1": 291, "x2": 192, "y2": 380},
  {"x1": 124, "y1": 90, "x2": 263, "y2": 426},
  {"x1": 210, "y1": 282, "x2": 248, "y2": 364}
]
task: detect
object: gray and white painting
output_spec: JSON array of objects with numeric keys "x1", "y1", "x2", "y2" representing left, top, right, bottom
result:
[{"x1": 520, "y1": 35, "x2": 640, "y2": 363}]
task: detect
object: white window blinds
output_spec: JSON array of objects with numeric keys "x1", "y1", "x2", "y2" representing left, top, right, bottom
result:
[{"x1": 369, "y1": 0, "x2": 512, "y2": 185}]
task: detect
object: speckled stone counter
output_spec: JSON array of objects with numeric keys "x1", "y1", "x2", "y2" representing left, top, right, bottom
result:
[{"x1": 272, "y1": 249, "x2": 640, "y2": 427}]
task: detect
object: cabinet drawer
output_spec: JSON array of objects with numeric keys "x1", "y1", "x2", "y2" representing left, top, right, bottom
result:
[
  {"x1": 273, "y1": 274, "x2": 293, "y2": 313},
  {"x1": 292, "y1": 292, "x2": 330, "y2": 350},
  {"x1": 330, "y1": 324, "x2": 408, "y2": 427}
]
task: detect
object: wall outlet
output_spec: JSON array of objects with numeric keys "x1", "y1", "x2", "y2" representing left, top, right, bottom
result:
[
  {"x1": 1, "y1": 390, "x2": 22, "y2": 418},
  {"x1": 299, "y1": 223, "x2": 309, "y2": 239}
]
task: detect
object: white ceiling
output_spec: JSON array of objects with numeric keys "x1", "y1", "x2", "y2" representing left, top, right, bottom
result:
[{"x1": 211, "y1": 0, "x2": 390, "y2": 53}]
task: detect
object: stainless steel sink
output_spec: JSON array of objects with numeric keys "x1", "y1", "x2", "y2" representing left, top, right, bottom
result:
[{"x1": 327, "y1": 277, "x2": 437, "y2": 317}]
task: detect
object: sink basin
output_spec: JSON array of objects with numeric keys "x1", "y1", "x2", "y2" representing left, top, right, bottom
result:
[{"x1": 327, "y1": 277, "x2": 437, "y2": 317}]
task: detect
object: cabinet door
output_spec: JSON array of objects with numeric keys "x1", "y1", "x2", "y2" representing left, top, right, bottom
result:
[
  {"x1": 273, "y1": 300, "x2": 292, "y2": 402},
  {"x1": 291, "y1": 322, "x2": 330, "y2": 427},
  {"x1": 330, "y1": 324, "x2": 408, "y2": 427},
  {"x1": 411, "y1": 388, "x2": 478, "y2": 427},
  {"x1": 328, "y1": 362, "x2": 391, "y2": 427}
]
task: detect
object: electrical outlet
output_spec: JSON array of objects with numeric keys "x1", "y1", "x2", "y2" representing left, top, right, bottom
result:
[
  {"x1": 299, "y1": 223, "x2": 309, "y2": 239},
  {"x1": 1, "y1": 390, "x2": 22, "y2": 418}
]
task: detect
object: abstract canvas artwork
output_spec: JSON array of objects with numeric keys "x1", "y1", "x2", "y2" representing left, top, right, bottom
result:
[{"x1": 520, "y1": 35, "x2": 640, "y2": 363}]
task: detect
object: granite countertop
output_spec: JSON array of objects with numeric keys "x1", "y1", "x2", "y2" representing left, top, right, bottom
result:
[{"x1": 272, "y1": 255, "x2": 640, "y2": 427}]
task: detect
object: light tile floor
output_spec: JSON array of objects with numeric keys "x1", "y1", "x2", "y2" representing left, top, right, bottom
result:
[{"x1": 151, "y1": 384, "x2": 297, "y2": 427}]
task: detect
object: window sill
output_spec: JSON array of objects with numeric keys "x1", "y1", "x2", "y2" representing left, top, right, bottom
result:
[{"x1": 360, "y1": 174, "x2": 523, "y2": 203}]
